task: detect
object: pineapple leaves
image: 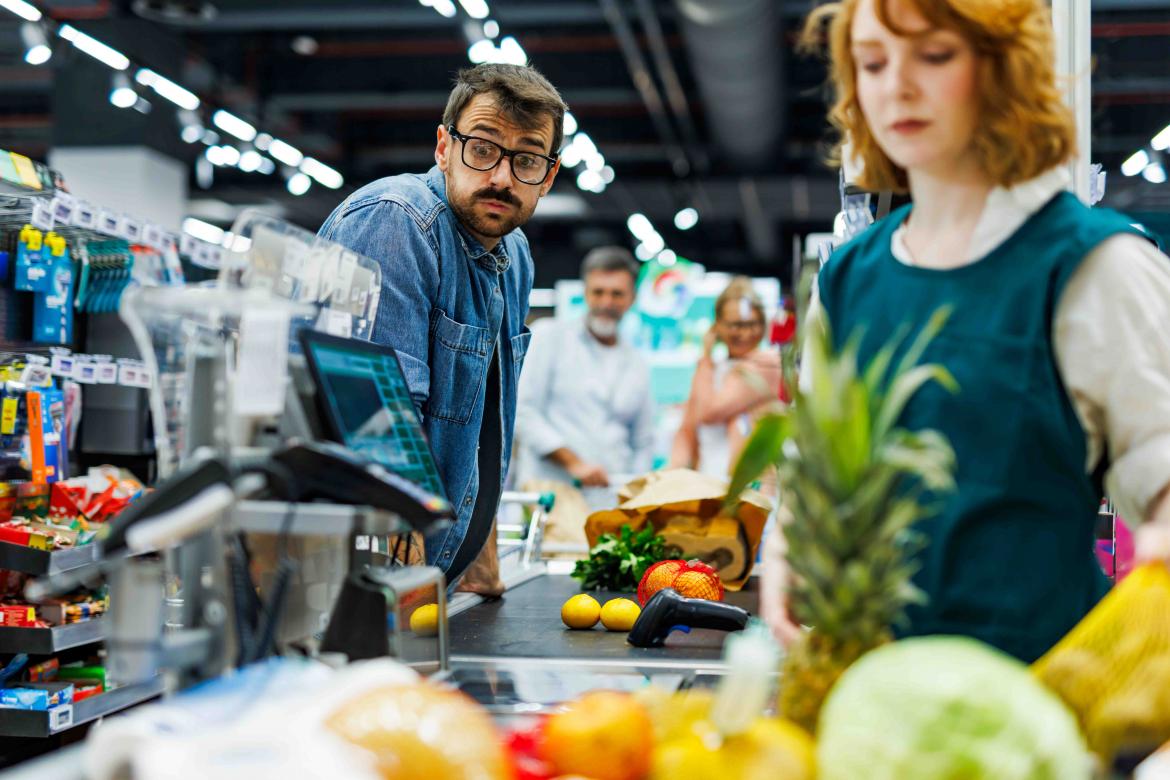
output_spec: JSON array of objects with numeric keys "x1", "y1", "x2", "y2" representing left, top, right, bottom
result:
[{"x1": 726, "y1": 413, "x2": 788, "y2": 509}]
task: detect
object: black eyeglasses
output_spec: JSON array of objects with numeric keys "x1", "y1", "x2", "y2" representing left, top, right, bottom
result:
[{"x1": 447, "y1": 125, "x2": 558, "y2": 185}]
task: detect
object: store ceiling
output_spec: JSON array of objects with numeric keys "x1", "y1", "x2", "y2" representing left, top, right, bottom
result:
[{"x1": 0, "y1": 0, "x2": 1168, "y2": 282}]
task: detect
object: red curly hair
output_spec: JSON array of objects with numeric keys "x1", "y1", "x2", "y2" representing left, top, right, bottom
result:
[{"x1": 802, "y1": 0, "x2": 1076, "y2": 193}]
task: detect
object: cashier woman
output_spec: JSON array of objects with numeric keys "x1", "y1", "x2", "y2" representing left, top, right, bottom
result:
[
  {"x1": 762, "y1": 0, "x2": 1170, "y2": 662},
  {"x1": 319, "y1": 63, "x2": 567, "y2": 584}
]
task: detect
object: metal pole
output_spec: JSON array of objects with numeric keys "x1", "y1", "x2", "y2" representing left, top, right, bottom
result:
[{"x1": 1053, "y1": 0, "x2": 1093, "y2": 203}]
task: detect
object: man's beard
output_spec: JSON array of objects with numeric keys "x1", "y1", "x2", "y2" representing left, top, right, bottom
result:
[
  {"x1": 449, "y1": 183, "x2": 531, "y2": 239},
  {"x1": 586, "y1": 312, "x2": 621, "y2": 340}
]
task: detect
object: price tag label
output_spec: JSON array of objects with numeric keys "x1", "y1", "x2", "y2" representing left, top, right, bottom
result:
[
  {"x1": 50, "y1": 192, "x2": 76, "y2": 225},
  {"x1": 99, "y1": 210, "x2": 120, "y2": 236},
  {"x1": 142, "y1": 224, "x2": 164, "y2": 250},
  {"x1": 96, "y1": 362, "x2": 118, "y2": 384},
  {"x1": 73, "y1": 201, "x2": 97, "y2": 230},
  {"x1": 30, "y1": 199, "x2": 54, "y2": 231},
  {"x1": 119, "y1": 217, "x2": 142, "y2": 243},
  {"x1": 179, "y1": 234, "x2": 198, "y2": 257},
  {"x1": 49, "y1": 704, "x2": 73, "y2": 733},
  {"x1": 50, "y1": 354, "x2": 75, "y2": 377},
  {"x1": 72, "y1": 359, "x2": 98, "y2": 384}
]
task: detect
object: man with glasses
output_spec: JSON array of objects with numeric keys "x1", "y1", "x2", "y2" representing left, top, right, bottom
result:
[{"x1": 319, "y1": 63, "x2": 566, "y2": 586}]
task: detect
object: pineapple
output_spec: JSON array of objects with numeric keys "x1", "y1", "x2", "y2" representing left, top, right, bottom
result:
[{"x1": 728, "y1": 306, "x2": 958, "y2": 733}]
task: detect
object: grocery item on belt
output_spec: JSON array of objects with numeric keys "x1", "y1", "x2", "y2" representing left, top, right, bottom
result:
[{"x1": 585, "y1": 469, "x2": 771, "y2": 590}]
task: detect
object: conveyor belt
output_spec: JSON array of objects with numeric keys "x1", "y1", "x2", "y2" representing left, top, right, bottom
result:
[{"x1": 449, "y1": 573, "x2": 759, "y2": 663}]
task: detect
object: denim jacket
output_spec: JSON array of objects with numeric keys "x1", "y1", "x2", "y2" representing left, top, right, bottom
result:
[{"x1": 318, "y1": 166, "x2": 533, "y2": 573}]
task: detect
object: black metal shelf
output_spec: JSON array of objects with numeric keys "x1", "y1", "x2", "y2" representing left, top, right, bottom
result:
[
  {"x1": 0, "y1": 542, "x2": 98, "y2": 576},
  {"x1": 0, "y1": 619, "x2": 105, "y2": 655},
  {"x1": 0, "y1": 677, "x2": 163, "y2": 737}
]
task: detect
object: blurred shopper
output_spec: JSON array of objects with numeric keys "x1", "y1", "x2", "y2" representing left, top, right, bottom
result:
[
  {"x1": 516, "y1": 246, "x2": 655, "y2": 491},
  {"x1": 319, "y1": 64, "x2": 566, "y2": 585},
  {"x1": 670, "y1": 277, "x2": 782, "y2": 478}
]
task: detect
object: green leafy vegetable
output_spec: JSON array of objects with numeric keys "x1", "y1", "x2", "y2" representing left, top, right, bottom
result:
[
  {"x1": 817, "y1": 636, "x2": 1091, "y2": 780},
  {"x1": 571, "y1": 525, "x2": 673, "y2": 592}
]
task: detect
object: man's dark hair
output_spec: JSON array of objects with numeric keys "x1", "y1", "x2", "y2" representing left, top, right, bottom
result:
[
  {"x1": 581, "y1": 246, "x2": 639, "y2": 284},
  {"x1": 442, "y1": 64, "x2": 568, "y2": 155}
]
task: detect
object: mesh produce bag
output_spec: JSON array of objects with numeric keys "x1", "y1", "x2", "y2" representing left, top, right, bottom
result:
[{"x1": 1033, "y1": 563, "x2": 1170, "y2": 760}]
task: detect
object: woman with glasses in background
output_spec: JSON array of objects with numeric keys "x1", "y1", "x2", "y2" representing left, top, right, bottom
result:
[{"x1": 670, "y1": 277, "x2": 784, "y2": 479}]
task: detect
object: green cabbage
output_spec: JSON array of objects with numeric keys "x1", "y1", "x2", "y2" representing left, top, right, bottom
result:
[{"x1": 817, "y1": 636, "x2": 1092, "y2": 780}]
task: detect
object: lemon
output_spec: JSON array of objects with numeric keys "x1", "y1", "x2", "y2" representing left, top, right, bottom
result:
[
  {"x1": 409, "y1": 603, "x2": 440, "y2": 636},
  {"x1": 561, "y1": 594, "x2": 601, "y2": 629},
  {"x1": 600, "y1": 598, "x2": 641, "y2": 632}
]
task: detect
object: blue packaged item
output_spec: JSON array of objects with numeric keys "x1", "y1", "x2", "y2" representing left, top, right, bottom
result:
[
  {"x1": 13, "y1": 226, "x2": 48, "y2": 293},
  {"x1": 0, "y1": 681, "x2": 74, "y2": 711},
  {"x1": 32, "y1": 235, "x2": 74, "y2": 345}
]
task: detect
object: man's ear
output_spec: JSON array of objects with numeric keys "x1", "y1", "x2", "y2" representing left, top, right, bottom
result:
[
  {"x1": 435, "y1": 124, "x2": 451, "y2": 171},
  {"x1": 539, "y1": 159, "x2": 562, "y2": 197}
]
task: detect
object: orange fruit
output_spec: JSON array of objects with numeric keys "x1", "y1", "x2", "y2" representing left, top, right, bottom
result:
[
  {"x1": 672, "y1": 570, "x2": 724, "y2": 601},
  {"x1": 541, "y1": 691, "x2": 654, "y2": 780},
  {"x1": 638, "y1": 560, "x2": 685, "y2": 605}
]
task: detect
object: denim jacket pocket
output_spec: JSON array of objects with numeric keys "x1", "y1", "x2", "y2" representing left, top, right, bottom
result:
[
  {"x1": 510, "y1": 327, "x2": 532, "y2": 386},
  {"x1": 429, "y1": 310, "x2": 490, "y2": 423}
]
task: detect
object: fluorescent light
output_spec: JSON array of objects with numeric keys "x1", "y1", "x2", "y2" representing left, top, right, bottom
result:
[
  {"x1": 181, "y1": 125, "x2": 203, "y2": 144},
  {"x1": 201, "y1": 129, "x2": 220, "y2": 146},
  {"x1": 1153, "y1": 125, "x2": 1170, "y2": 152},
  {"x1": 59, "y1": 25, "x2": 129, "y2": 70},
  {"x1": 238, "y1": 150, "x2": 263, "y2": 172},
  {"x1": 585, "y1": 152, "x2": 605, "y2": 172},
  {"x1": 287, "y1": 172, "x2": 312, "y2": 196},
  {"x1": 1122, "y1": 149, "x2": 1151, "y2": 177},
  {"x1": 634, "y1": 243, "x2": 655, "y2": 261},
  {"x1": 257, "y1": 157, "x2": 276, "y2": 175},
  {"x1": 576, "y1": 169, "x2": 600, "y2": 191},
  {"x1": 498, "y1": 36, "x2": 526, "y2": 65},
  {"x1": 219, "y1": 146, "x2": 241, "y2": 166},
  {"x1": 420, "y1": 0, "x2": 456, "y2": 18},
  {"x1": 24, "y1": 42, "x2": 50, "y2": 65},
  {"x1": 268, "y1": 138, "x2": 304, "y2": 167},
  {"x1": 300, "y1": 157, "x2": 343, "y2": 189},
  {"x1": 254, "y1": 133, "x2": 272, "y2": 150},
  {"x1": 563, "y1": 111, "x2": 578, "y2": 137},
  {"x1": 600, "y1": 165, "x2": 615, "y2": 184},
  {"x1": 212, "y1": 109, "x2": 257, "y2": 142},
  {"x1": 20, "y1": 23, "x2": 50, "y2": 65},
  {"x1": 560, "y1": 141, "x2": 582, "y2": 168},
  {"x1": 1142, "y1": 162, "x2": 1167, "y2": 184},
  {"x1": 183, "y1": 217, "x2": 225, "y2": 244},
  {"x1": 135, "y1": 68, "x2": 200, "y2": 111},
  {"x1": 483, "y1": 19, "x2": 499, "y2": 38},
  {"x1": 572, "y1": 132, "x2": 597, "y2": 158},
  {"x1": 674, "y1": 207, "x2": 699, "y2": 230},
  {"x1": 1, "y1": 0, "x2": 42, "y2": 23},
  {"x1": 109, "y1": 73, "x2": 136, "y2": 109},
  {"x1": 642, "y1": 231, "x2": 665, "y2": 255},
  {"x1": 658, "y1": 249, "x2": 677, "y2": 266},
  {"x1": 627, "y1": 213, "x2": 654, "y2": 240},
  {"x1": 468, "y1": 39, "x2": 495, "y2": 64},
  {"x1": 458, "y1": 0, "x2": 489, "y2": 19}
]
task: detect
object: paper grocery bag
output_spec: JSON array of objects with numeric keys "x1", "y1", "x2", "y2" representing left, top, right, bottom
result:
[{"x1": 584, "y1": 468, "x2": 772, "y2": 591}]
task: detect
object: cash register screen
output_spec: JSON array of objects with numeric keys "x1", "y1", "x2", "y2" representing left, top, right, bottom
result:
[{"x1": 300, "y1": 331, "x2": 446, "y2": 498}]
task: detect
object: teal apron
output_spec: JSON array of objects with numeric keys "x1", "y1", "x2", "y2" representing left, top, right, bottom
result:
[{"x1": 817, "y1": 191, "x2": 1144, "y2": 662}]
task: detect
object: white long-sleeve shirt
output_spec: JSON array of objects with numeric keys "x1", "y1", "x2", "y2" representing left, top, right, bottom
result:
[
  {"x1": 514, "y1": 316, "x2": 656, "y2": 485},
  {"x1": 809, "y1": 166, "x2": 1170, "y2": 525}
]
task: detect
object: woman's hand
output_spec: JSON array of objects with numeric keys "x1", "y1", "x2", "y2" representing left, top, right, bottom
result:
[
  {"x1": 702, "y1": 326, "x2": 720, "y2": 359},
  {"x1": 1135, "y1": 486, "x2": 1170, "y2": 564}
]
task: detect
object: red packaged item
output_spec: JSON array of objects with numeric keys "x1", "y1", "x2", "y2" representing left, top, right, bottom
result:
[
  {"x1": 70, "y1": 681, "x2": 103, "y2": 702},
  {"x1": 0, "y1": 604, "x2": 38, "y2": 627},
  {"x1": 26, "y1": 658, "x2": 58, "y2": 682},
  {"x1": 49, "y1": 482, "x2": 87, "y2": 523},
  {"x1": 637, "y1": 559, "x2": 725, "y2": 605}
]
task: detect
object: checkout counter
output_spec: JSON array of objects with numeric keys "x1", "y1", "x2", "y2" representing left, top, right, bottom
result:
[{"x1": 1, "y1": 216, "x2": 761, "y2": 777}]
